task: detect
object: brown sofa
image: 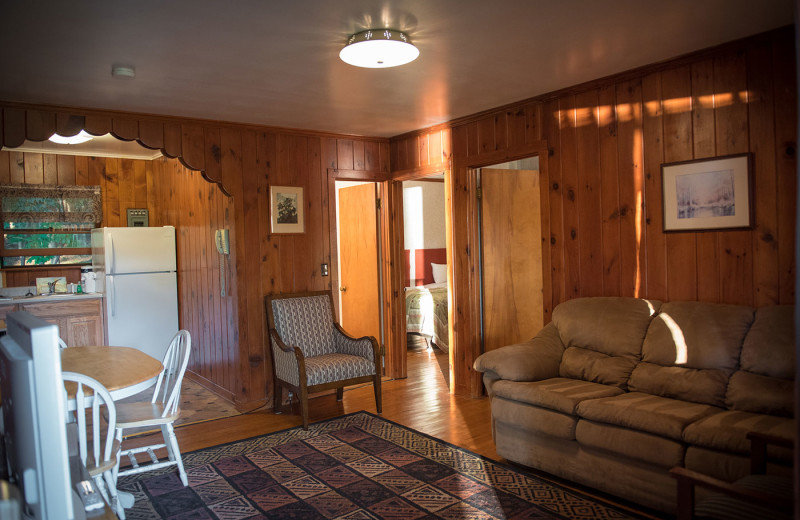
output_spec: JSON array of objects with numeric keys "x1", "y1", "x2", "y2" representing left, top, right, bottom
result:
[{"x1": 473, "y1": 297, "x2": 795, "y2": 513}]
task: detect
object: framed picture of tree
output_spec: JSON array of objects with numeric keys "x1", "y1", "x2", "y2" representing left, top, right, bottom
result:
[
  {"x1": 661, "y1": 153, "x2": 753, "y2": 232},
  {"x1": 269, "y1": 185, "x2": 304, "y2": 234}
]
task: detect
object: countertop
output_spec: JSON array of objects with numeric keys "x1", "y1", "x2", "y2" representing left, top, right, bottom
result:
[{"x1": 0, "y1": 293, "x2": 103, "y2": 304}]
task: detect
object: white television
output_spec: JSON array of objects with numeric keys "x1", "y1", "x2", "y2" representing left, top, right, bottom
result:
[{"x1": 0, "y1": 312, "x2": 75, "y2": 519}]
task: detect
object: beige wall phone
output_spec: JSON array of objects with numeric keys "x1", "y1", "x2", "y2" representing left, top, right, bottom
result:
[{"x1": 215, "y1": 229, "x2": 230, "y2": 296}]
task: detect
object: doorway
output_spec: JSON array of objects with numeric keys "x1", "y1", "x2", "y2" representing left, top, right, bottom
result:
[
  {"x1": 400, "y1": 176, "x2": 450, "y2": 385},
  {"x1": 335, "y1": 181, "x2": 382, "y2": 344},
  {"x1": 477, "y1": 157, "x2": 544, "y2": 352}
]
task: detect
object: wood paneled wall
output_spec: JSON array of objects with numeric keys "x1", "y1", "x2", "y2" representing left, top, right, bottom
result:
[
  {"x1": 0, "y1": 106, "x2": 390, "y2": 407},
  {"x1": 391, "y1": 27, "x2": 797, "y2": 396},
  {"x1": 149, "y1": 158, "x2": 238, "y2": 401},
  {"x1": 0, "y1": 151, "x2": 156, "y2": 287}
]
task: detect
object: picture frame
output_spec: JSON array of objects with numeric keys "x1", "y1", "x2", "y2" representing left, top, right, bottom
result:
[
  {"x1": 661, "y1": 153, "x2": 753, "y2": 232},
  {"x1": 269, "y1": 185, "x2": 305, "y2": 234}
]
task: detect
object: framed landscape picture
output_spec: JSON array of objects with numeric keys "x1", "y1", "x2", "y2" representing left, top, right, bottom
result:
[
  {"x1": 661, "y1": 153, "x2": 753, "y2": 232},
  {"x1": 269, "y1": 185, "x2": 304, "y2": 234}
]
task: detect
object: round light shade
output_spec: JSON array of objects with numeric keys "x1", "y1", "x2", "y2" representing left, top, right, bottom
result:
[
  {"x1": 48, "y1": 130, "x2": 94, "y2": 145},
  {"x1": 339, "y1": 29, "x2": 419, "y2": 68}
]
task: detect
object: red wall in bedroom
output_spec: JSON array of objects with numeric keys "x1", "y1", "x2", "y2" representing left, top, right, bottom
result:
[{"x1": 404, "y1": 248, "x2": 447, "y2": 287}]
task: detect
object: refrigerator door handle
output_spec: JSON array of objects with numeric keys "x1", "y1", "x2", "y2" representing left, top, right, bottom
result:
[
  {"x1": 108, "y1": 276, "x2": 116, "y2": 317},
  {"x1": 109, "y1": 233, "x2": 116, "y2": 274}
]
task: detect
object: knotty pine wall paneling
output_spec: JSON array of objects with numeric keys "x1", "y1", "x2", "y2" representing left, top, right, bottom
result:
[
  {"x1": 1, "y1": 104, "x2": 390, "y2": 409},
  {"x1": 150, "y1": 158, "x2": 238, "y2": 401},
  {"x1": 391, "y1": 27, "x2": 796, "y2": 397}
]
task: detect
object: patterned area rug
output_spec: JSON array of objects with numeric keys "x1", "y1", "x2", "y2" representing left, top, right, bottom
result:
[{"x1": 119, "y1": 412, "x2": 650, "y2": 519}]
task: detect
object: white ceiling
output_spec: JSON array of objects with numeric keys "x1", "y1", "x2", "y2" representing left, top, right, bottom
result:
[{"x1": 0, "y1": 1, "x2": 793, "y2": 139}]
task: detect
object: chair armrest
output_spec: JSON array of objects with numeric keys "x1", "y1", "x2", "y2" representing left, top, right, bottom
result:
[
  {"x1": 333, "y1": 323, "x2": 379, "y2": 363},
  {"x1": 269, "y1": 328, "x2": 305, "y2": 387},
  {"x1": 746, "y1": 431, "x2": 794, "y2": 474},
  {"x1": 473, "y1": 322, "x2": 564, "y2": 381},
  {"x1": 269, "y1": 328, "x2": 296, "y2": 353},
  {"x1": 669, "y1": 467, "x2": 793, "y2": 520}
]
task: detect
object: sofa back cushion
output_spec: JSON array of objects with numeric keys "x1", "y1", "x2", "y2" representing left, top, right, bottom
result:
[
  {"x1": 629, "y1": 302, "x2": 754, "y2": 407},
  {"x1": 555, "y1": 297, "x2": 661, "y2": 388},
  {"x1": 726, "y1": 305, "x2": 794, "y2": 416}
]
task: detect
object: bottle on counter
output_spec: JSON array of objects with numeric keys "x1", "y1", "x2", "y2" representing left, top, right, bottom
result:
[{"x1": 80, "y1": 266, "x2": 96, "y2": 294}]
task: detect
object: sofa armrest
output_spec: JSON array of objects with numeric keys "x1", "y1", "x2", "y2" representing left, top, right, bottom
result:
[{"x1": 473, "y1": 322, "x2": 564, "y2": 381}]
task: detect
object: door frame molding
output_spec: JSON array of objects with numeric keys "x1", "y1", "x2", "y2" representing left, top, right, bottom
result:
[
  {"x1": 386, "y1": 169, "x2": 449, "y2": 383},
  {"x1": 451, "y1": 141, "x2": 551, "y2": 397},
  {"x1": 327, "y1": 168, "x2": 394, "y2": 376}
]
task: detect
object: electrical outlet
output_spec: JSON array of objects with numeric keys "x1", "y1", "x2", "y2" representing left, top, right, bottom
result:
[{"x1": 321, "y1": 263, "x2": 329, "y2": 276}]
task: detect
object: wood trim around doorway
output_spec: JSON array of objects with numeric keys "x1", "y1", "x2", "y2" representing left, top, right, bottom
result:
[{"x1": 326, "y1": 168, "x2": 397, "y2": 378}]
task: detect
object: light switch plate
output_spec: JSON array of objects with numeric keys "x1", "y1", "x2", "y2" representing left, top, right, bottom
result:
[{"x1": 321, "y1": 263, "x2": 329, "y2": 276}]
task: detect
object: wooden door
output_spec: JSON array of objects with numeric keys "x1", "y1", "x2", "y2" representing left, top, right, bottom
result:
[
  {"x1": 338, "y1": 183, "x2": 381, "y2": 341},
  {"x1": 480, "y1": 168, "x2": 543, "y2": 352}
]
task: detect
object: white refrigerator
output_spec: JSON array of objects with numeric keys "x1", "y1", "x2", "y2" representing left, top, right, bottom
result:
[{"x1": 91, "y1": 226, "x2": 179, "y2": 361}]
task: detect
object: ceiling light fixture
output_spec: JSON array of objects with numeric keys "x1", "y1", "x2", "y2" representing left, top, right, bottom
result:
[
  {"x1": 48, "y1": 130, "x2": 94, "y2": 145},
  {"x1": 339, "y1": 29, "x2": 419, "y2": 68},
  {"x1": 111, "y1": 65, "x2": 136, "y2": 79}
]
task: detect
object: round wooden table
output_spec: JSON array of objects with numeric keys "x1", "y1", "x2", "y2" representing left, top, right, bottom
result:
[{"x1": 61, "y1": 346, "x2": 163, "y2": 402}]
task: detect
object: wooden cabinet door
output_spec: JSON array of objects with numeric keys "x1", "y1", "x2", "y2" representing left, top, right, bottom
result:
[
  {"x1": 66, "y1": 314, "x2": 104, "y2": 347},
  {"x1": 21, "y1": 299, "x2": 105, "y2": 347},
  {"x1": 0, "y1": 304, "x2": 16, "y2": 331}
]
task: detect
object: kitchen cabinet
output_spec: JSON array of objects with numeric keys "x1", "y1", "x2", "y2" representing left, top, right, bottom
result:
[{"x1": 19, "y1": 298, "x2": 105, "y2": 347}]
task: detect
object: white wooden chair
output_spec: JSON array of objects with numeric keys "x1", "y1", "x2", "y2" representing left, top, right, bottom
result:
[
  {"x1": 62, "y1": 371, "x2": 125, "y2": 519},
  {"x1": 113, "y1": 330, "x2": 191, "y2": 486},
  {"x1": 58, "y1": 337, "x2": 68, "y2": 349}
]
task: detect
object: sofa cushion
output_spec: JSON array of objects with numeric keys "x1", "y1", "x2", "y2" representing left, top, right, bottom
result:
[
  {"x1": 576, "y1": 420, "x2": 685, "y2": 468},
  {"x1": 492, "y1": 396, "x2": 578, "y2": 440},
  {"x1": 575, "y1": 392, "x2": 722, "y2": 441},
  {"x1": 726, "y1": 305, "x2": 795, "y2": 416},
  {"x1": 726, "y1": 371, "x2": 794, "y2": 417},
  {"x1": 682, "y1": 410, "x2": 794, "y2": 461},
  {"x1": 492, "y1": 378, "x2": 623, "y2": 415},
  {"x1": 629, "y1": 362, "x2": 731, "y2": 408},
  {"x1": 740, "y1": 305, "x2": 794, "y2": 378},
  {"x1": 553, "y1": 297, "x2": 661, "y2": 359},
  {"x1": 629, "y1": 301, "x2": 754, "y2": 407},
  {"x1": 559, "y1": 348, "x2": 637, "y2": 389},
  {"x1": 554, "y1": 297, "x2": 661, "y2": 388}
]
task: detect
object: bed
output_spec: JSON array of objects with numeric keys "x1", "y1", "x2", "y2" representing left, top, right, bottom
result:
[{"x1": 405, "y1": 282, "x2": 449, "y2": 353}]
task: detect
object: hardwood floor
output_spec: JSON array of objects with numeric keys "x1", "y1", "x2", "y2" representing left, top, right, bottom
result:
[{"x1": 126, "y1": 338, "x2": 498, "y2": 461}]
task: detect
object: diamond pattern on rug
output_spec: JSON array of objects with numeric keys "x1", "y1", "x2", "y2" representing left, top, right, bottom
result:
[
  {"x1": 305, "y1": 489, "x2": 360, "y2": 517},
  {"x1": 246, "y1": 447, "x2": 285, "y2": 469},
  {"x1": 119, "y1": 412, "x2": 656, "y2": 520},
  {"x1": 402, "y1": 483, "x2": 460, "y2": 512},
  {"x1": 261, "y1": 460, "x2": 308, "y2": 483},
  {"x1": 207, "y1": 496, "x2": 264, "y2": 520},
  {"x1": 282, "y1": 474, "x2": 331, "y2": 499},
  {"x1": 192, "y1": 478, "x2": 239, "y2": 506},
  {"x1": 347, "y1": 455, "x2": 396, "y2": 478},
  {"x1": 187, "y1": 464, "x2": 223, "y2": 487},
  {"x1": 317, "y1": 464, "x2": 365, "y2": 489}
]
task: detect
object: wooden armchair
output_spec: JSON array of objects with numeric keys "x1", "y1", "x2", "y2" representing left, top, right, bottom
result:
[
  {"x1": 670, "y1": 432, "x2": 794, "y2": 520},
  {"x1": 265, "y1": 291, "x2": 382, "y2": 430}
]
